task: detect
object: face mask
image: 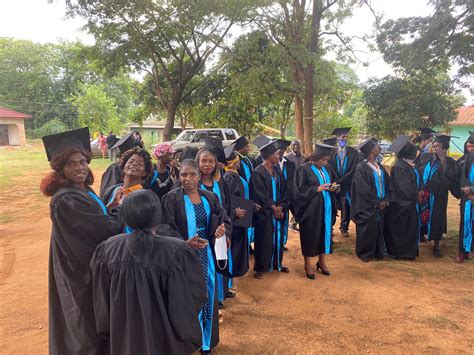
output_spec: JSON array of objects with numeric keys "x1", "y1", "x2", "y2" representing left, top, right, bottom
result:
[
  {"x1": 214, "y1": 235, "x2": 228, "y2": 263},
  {"x1": 338, "y1": 140, "x2": 347, "y2": 148}
]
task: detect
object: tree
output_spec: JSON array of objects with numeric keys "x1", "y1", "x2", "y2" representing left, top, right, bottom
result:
[
  {"x1": 69, "y1": 83, "x2": 123, "y2": 134},
  {"x1": 363, "y1": 71, "x2": 464, "y2": 139},
  {"x1": 377, "y1": 0, "x2": 473, "y2": 79},
  {"x1": 64, "y1": 0, "x2": 260, "y2": 140}
]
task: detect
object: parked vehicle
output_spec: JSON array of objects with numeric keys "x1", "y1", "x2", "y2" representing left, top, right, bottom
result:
[
  {"x1": 159, "y1": 128, "x2": 240, "y2": 152},
  {"x1": 379, "y1": 140, "x2": 391, "y2": 155}
]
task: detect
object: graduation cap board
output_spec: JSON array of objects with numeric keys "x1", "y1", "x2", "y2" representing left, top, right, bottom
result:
[
  {"x1": 388, "y1": 135, "x2": 410, "y2": 154},
  {"x1": 275, "y1": 139, "x2": 291, "y2": 150},
  {"x1": 111, "y1": 130, "x2": 139, "y2": 154},
  {"x1": 433, "y1": 134, "x2": 453, "y2": 150},
  {"x1": 42, "y1": 127, "x2": 91, "y2": 161},
  {"x1": 252, "y1": 134, "x2": 271, "y2": 148},
  {"x1": 203, "y1": 137, "x2": 226, "y2": 164},
  {"x1": 358, "y1": 137, "x2": 377, "y2": 157},
  {"x1": 224, "y1": 142, "x2": 237, "y2": 160},
  {"x1": 315, "y1": 143, "x2": 338, "y2": 157},
  {"x1": 468, "y1": 131, "x2": 474, "y2": 143},
  {"x1": 419, "y1": 128, "x2": 437, "y2": 135},
  {"x1": 233, "y1": 136, "x2": 249, "y2": 151},
  {"x1": 322, "y1": 137, "x2": 338, "y2": 147},
  {"x1": 331, "y1": 127, "x2": 351, "y2": 136},
  {"x1": 259, "y1": 140, "x2": 278, "y2": 156}
]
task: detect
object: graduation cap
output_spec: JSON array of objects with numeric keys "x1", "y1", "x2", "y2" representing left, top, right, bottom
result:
[
  {"x1": 259, "y1": 140, "x2": 278, "y2": 156},
  {"x1": 111, "y1": 130, "x2": 139, "y2": 154},
  {"x1": 224, "y1": 142, "x2": 237, "y2": 160},
  {"x1": 275, "y1": 139, "x2": 291, "y2": 150},
  {"x1": 42, "y1": 127, "x2": 91, "y2": 161},
  {"x1": 358, "y1": 137, "x2": 377, "y2": 157},
  {"x1": 252, "y1": 134, "x2": 271, "y2": 148},
  {"x1": 203, "y1": 137, "x2": 226, "y2": 164},
  {"x1": 179, "y1": 146, "x2": 198, "y2": 161},
  {"x1": 315, "y1": 143, "x2": 338, "y2": 157},
  {"x1": 468, "y1": 131, "x2": 474, "y2": 143},
  {"x1": 419, "y1": 128, "x2": 437, "y2": 135},
  {"x1": 388, "y1": 135, "x2": 410, "y2": 154},
  {"x1": 233, "y1": 136, "x2": 249, "y2": 151},
  {"x1": 322, "y1": 137, "x2": 338, "y2": 147},
  {"x1": 433, "y1": 134, "x2": 453, "y2": 150},
  {"x1": 331, "y1": 127, "x2": 351, "y2": 136}
]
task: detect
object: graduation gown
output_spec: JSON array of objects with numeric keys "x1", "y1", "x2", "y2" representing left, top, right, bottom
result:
[
  {"x1": 148, "y1": 165, "x2": 179, "y2": 200},
  {"x1": 99, "y1": 162, "x2": 124, "y2": 198},
  {"x1": 278, "y1": 159, "x2": 296, "y2": 245},
  {"x1": 329, "y1": 146, "x2": 359, "y2": 231},
  {"x1": 237, "y1": 153, "x2": 254, "y2": 184},
  {"x1": 161, "y1": 187, "x2": 232, "y2": 351},
  {"x1": 458, "y1": 151, "x2": 474, "y2": 254},
  {"x1": 384, "y1": 159, "x2": 420, "y2": 259},
  {"x1": 350, "y1": 161, "x2": 391, "y2": 260},
  {"x1": 48, "y1": 186, "x2": 122, "y2": 355},
  {"x1": 293, "y1": 163, "x2": 336, "y2": 256},
  {"x1": 418, "y1": 154, "x2": 459, "y2": 241},
  {"x1": 90, "y1": 232, "x2": 207, "y2": 355},
  {"x1": 224, "y1": 170, "x2": 251, "y2": 277},
  {"x1": 250, "y1": 164, "x2": 290, "y2": 272}
]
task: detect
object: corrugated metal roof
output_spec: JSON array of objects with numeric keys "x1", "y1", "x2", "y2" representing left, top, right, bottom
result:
[
  {"x1": 449, "y1": 106, "x2": 474, "y2": 126},
  {"x1": 0, "y1": 107, "x2": 32, "y2": 119}
]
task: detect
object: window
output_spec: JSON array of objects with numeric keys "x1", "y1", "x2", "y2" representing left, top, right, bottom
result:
[
  {"x1": 176, "y1": 130, "x2": 195, "y2": 142},
  {"x1": 224, "y1": 129, "x2": 236, "y2": 140}
]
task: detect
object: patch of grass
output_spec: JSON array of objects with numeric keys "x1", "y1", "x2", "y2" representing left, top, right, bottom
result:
[
  {"x1": 424, "y1": 316, "x2": 462, "y2": 331},
  {"x1": 333, "y1": 244, "x2": 353, "y2": 255},
  {"x1": 0, "y1": 215, "x2": 15, "y2": 224}
]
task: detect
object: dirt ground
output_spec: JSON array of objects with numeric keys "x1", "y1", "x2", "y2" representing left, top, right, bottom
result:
[{"x1": 0, "y1": 145, "x2": 473, "y2": 354}]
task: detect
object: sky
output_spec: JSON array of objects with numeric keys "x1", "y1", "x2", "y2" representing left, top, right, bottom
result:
[{"x1": 0, "y1": 0, "x2": 471, "y2": 103}]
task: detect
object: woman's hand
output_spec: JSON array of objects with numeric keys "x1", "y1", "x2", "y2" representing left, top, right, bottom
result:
[
  {"x1": 417, "y1": 191, "x2": 424, "y2": 205},
  {"x1": 317, "y1": 183, "x2": 331, "y2": 192},
  {"x1": 461, "y1": 186, "x2": 471, "y2": 195},
  {"x1": 378, "y1": 201, "x2": 389, "y2": 210},
  {"x1": 235, "y1": 207, "x2": 246, "y2": 219},
  {"x1": 186, "y1": 236, "x2": 208, "y2": 249},
  {"x1": 215, "y1": 223, "x2": 226, "y2": 238},
  {"x1": 254, "y1": 203, "x2": 261, "y2": 212},
  {"x1": 108, "y1": 187, "x2": 124, "y2": 209}
]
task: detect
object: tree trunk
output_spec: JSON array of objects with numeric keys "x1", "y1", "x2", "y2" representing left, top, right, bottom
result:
[
  {"x1": 294, "y1": 94, "x2": 304, "y2": 148},
  {"x1": 163, "y1": 104, "x2": 177, "y2": 141}
]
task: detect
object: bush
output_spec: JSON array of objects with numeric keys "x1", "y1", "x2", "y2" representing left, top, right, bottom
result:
[{"x1": 27, "y1": 119, "x2": 68, "y2": 139}]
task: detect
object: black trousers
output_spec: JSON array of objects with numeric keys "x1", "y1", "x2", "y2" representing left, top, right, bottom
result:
[{"x1": 337, "y1": 192, "x2": 351, "y2": 232}]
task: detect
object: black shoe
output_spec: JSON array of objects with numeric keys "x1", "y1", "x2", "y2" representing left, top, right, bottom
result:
[
  {"x1": 420, "y1": 235, "x2": 428, "y2": 242},
  {"x1": 316, "y1": 261, "x2": 331, "y2": 276},
  {"x1": 284, "y1": 246, "x2": 289, "y2": 251},
  {"x1": 280, "y1": 266, "x2": 290, "y2": 273},
  {"x1": 339, "y1": 227, "x2": 349, "y2": 237},
  {"x1": 253, "y1": 271, "x2": 263, "y2": 279},
  {"x1": 360, "y1": 258, "x2": 370, "y2": 263},
  {"x1": 225, "y1": 290, "x2": 236, "y2": 298},
  {"x1": 218, "y1": 301, "x2": 224, "y2": 309},
  {"x1": 306, "y1": 272, "x2": 316, "y2": 280},
  {"x1": 433, "y1": 247, "x2": 442, "y2": 258}
]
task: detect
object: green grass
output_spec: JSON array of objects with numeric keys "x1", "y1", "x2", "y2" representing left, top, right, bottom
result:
[{"x1": 333, "y1": 244, "x2": 354, "y2": 255}]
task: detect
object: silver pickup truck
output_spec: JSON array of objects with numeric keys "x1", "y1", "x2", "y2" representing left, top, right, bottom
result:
[{"x1": 164, "y1": 128, "x2": 240, "y2": 152}]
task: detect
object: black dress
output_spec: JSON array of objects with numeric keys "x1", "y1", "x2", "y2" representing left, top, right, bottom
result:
[
  {"x1": 224, "y1": 170, "x2": 251, "y2": 276},
  {"x1": 384, "y1": 159, "x2": 420, "y2": 259},
  {"x1": 293, "y1": 163, "x2": 336, "y2": 256},
  {"x1": 329, "y1": 146, "x2": 359, "y2": 233},
  {"x1": 250, "y1": 164, "x2": 290, "y2": 272},
  {"x1": 148, "y1": 165, "x2": 179, "y2": 200},
  {"x1": 458, "y1": 151, "x2": 474, "y2": 254},
  {"x1": 161, "y1": 187, "x2": 232, "y2": 351},
  {"x1": 90, "y1": 233, "x2": 207, "y2": 355},
  {"x1": 350, "y1": 161, "x2": 391, "y2": 260},
  {"x1": 99, "y1": 162, "x2": 123, "y2": 198},
  {"x1": 417, "y1": 154, "x2": 459, "y2": 241},
  {"x1": 48, "y1": 186, "x2": 122, "y2": 355}
]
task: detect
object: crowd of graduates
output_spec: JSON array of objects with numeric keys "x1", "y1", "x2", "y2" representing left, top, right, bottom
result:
[{"x1": 39, "y1": 125, "x2": 472, "y2": 354}]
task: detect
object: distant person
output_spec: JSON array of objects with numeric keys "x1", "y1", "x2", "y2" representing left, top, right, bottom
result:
[
  {"x1": 90, "y1": 190, "x2": 207, "y2": 354},
  {"x1": 98, "y1": 132, "x2": 107, "y2": 159},
  {"x1": 293, "y1": 143, "x2": 338, "y2": 279},
  {"x1": 285, "y1": 139, "x2": 305, "y2": 168},
  {"x1": 133, "y1": 130, "x2": 144, "y2": 147},
  {"x1": 106, "y1": 131, "x2": 118, "y2": 162},
  {"x1": 328, "y1": 127, "x2": 359, "y2": 238},
  {"x1": 456, "y1": 132, "x2": 474, "y2": 263},
  {"x1": 414, "y1": 128, "x2": 436, "y2": 167},
  {"x1": 351, "y1": 138, "x2": 391, "y2": 262},
  {"x1": 40, "y1": 128, "x2": 122, "y2": 355},
  {"x1": 276, "y1": 139, "x2": 294, "y2": 246},
  {"x1": 384, "y1": 136, "x2": 421, "y2": 260},
  {"x1": 149, "y1": 143, "x2": 178, "y2": 200}
]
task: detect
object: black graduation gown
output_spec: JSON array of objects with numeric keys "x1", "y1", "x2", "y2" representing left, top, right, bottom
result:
[
  {"x1": 250, "y1": 164, "x2": 290, "y2": 272},
  {"x1": 148, "y1": 165, "x2": 179, "y2": 200},
  {"x1": 293, "y1": 163, "x2": 336, "y2": 256},
  {"x1": 90, "y1": 233, "x2": 207, "y2": 355},
  {"x1": 161, "y1": 187, "x2": 232, "y2": 351},
  {"x1": 99, "y1": 162, "x2": 123, "y2": 198},
  {"x1": 350, "y1": 161, "x2": 391, "y2": 260},
  {"x1": 458, "y1": 152, "x2": 474, "y2": 254},
  {"x1": 237, "y1": 153, "x2": 254, "y2": 183},
  {"x1": 418, "y1": 154, "x2": 459, "y2": 241},
  {"x1": 384, "y1": 159, "x2": 420, "y2": 259},
  {"x1": 48, "y1": 186, "x2": 122, "y2": 355},
  {"x1": 224, "y1": 170, "x2": 250, "y2": 277}
]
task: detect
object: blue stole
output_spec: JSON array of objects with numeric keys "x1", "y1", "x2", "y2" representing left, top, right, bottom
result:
[
  {"x1": 200, "y1": 181, "x2": 233, "y2": 299},
  {"x1": 372, "y1": 167, "x2": 386, "y2": 200},
  {"x1": 239, "y1": 175, "x2": 255, "y2": 248},
  {"x1": 241, "y1": 157, "x2": 253, "y2": 183},
  {"x1": 270, "y1": 175, "x2": 283, "y2": 271},
  {"x1": 87, "y1": 191, "x2": 107, "y2": 215},
  {"x1": 336, "y1": 154, "x2": 351, "y2": 207},
  {"x1": 422, "y1": 160, "x2": 439, "y2": 240},
  {"x1": 281, "y1": 162, "x2": 289, "y2": 245},
  {"x1": 463, "y1": 164, "x2": 474, "y2": 253},
  {"x1": 310, "y1": 165, "x2": 332, "y2": 254},
  {"x1": 183, "y1": 194, "x2": 214, "y2": 351},
  {"x1": 150, "y1": 166, "x2": 170, "y2": 187},
  {"x1": 107, "y1": 184, "x2": 123, "y2": 206}
]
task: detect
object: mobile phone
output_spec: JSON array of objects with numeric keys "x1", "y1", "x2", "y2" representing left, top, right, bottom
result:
[{"x1": 194, "y1": 237, "x2": 208, "y2": 245}]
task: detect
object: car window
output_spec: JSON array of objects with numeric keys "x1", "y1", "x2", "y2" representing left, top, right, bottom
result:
[
  {"x1": 176, "y1": 130, "x2": 195, "y2": 141},
  {"x1": 224, "y1": 129, "x2": 236, "y2": 140}
]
